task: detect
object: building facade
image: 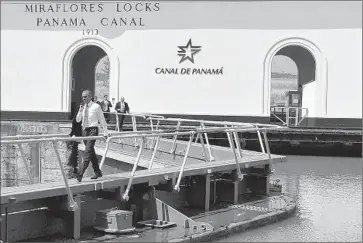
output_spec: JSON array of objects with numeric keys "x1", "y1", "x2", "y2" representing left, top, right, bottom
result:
[{"x1": 1, "y1": 1, "x2": 362, "y2": 128}]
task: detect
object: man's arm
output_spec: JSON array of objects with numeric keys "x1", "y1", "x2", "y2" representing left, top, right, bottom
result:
[
  {"x1": 126, "y1": 103, "x2": 130, "y2": 113},
  {"x1": 76, "y1": 109, "x2": 83, "y2": 123},
  {"x1": 97, "y1": 105, "x2": 108, "y2": 135}
]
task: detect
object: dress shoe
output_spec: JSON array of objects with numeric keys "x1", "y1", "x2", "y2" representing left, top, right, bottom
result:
[{"x1": 91, "y1": 173, "x2": 102, "y2": 180}]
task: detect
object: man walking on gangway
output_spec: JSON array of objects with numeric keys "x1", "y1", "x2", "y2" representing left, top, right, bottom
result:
[{"x1": 76, "y1": 89, "x2": 109, "y2": 182}]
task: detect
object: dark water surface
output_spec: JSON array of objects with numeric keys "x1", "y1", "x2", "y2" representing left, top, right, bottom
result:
[{"x1": 215, "y1": 155, "x2": 362, "y2": 242}]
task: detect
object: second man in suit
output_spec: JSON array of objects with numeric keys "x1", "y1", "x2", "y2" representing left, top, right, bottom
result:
[{"x1": 114, "y1": 97, "x2": 130, "y2": 131}]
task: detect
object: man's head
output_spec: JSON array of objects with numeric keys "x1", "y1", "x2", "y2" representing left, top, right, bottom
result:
[
  {"x1": 104, "y1": 95, "x2": 108, "y2": 100},
  {"x1": 82, "y1": 90, "x2": 93, "y2": 104},
  {"x1": 120, "y1": 97, "x2": 125, "y2": 102}
]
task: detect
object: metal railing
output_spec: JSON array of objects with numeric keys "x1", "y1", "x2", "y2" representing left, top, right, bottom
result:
[
  {"x1": 102, "y1": 111, "x2": 165, "y2": 147},
  {"x1": 1, "y1": 116, "x2": 284, "y2": 209},
  {"x1": 270, "y1": 106, "x2": 309, "y2": 127}
]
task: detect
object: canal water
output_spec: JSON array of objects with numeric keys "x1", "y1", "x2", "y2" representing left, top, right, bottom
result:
[{"x1": 214, "y1": 155, "x2": 362, "y2": 242}]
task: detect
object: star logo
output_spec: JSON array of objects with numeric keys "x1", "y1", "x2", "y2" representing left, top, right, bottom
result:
[{"x1": 177, "y1": 38, "x2": 201, "y2": 64}]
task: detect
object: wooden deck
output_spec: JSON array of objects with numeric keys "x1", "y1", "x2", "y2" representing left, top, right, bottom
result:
[{"x1": 1, "y1": 138, "x2": 286, "y2": 205}]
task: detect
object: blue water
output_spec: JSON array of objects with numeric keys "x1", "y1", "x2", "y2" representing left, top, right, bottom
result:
[{"x1": 215, "y1": 155, "x2": 362, "y2": 242}]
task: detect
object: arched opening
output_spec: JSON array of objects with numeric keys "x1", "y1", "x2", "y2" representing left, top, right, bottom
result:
[
  {"x1": 269, "y1": 45, "x2": 316, "y2": 124},
  {"x1": 70, "y1": 45, "x2": 108, "y2": 119},
  {"x1": 62, "y1": 37, "x2": 120, "y2": 120},
  {"x1": 263, "y1": 37, "x2": 328, "y2": 121}
]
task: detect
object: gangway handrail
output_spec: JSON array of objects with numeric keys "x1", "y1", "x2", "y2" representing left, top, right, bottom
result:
[
  {"x1": 147, "y1": 117, "x2": 282, "y2": 128},
  {"x1": 1, "y1": 126, "x2": 284, "y2": 145}
]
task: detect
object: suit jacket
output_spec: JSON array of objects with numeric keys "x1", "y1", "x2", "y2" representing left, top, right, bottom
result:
[
  {"x1": 115, "y1": 101, "x2": 130, "y2": 114},
  {"x1": 69, "y1": 117, "x2": 82, "y2": 137}
]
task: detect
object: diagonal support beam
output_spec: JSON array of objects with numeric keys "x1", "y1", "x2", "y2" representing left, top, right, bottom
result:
[{"x1": 174, "y1": 133, "x2": 194, "y2": 192}]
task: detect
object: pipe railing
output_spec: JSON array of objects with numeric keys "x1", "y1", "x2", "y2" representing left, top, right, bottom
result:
[
  {"x1": 146, "y1": 116, "x2": 284, "y2": 161},
  {"x1": 102, "y1": 111, "x2": 165, "y2": 148},
  {"x1": 1, "y1": 120, "x2": 282, "y2": 206}
]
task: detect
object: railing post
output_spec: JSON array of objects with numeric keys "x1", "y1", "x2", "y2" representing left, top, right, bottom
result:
[
  {"x1": 174, "y1": 133, "x2": 194, "y2": 192},
  {"x1": 256, "y1": 128, "x2": 266, "y2": 153},
  {"x1": 286, "y1": 107, "x2": 290, "y2": 127},
  {"x1": 131, "y1": 115, "x2": 139, "y2": 148},
  {"x1": 18, "y1": 144, "x2": 34, "y2": 184},
  {"x1": 148, "y1": 136, "x2": 160, "y2": 170},
  {"x1": 262, "y1": 130, "x2": 275, "y2": 173},
  {"x1": 201, "y1": 122, "x2": 214, "y2": 161},
  {"x1": 115, "y1": 112, "x2": 120, "y2": 132},
  {"x1": 198, "y1": 133, "x2": 210, "y2": 162},
  {"x1": 123, "y1": 136, "x2": 145, "y2": 201},
  {"x1": 226, "y1": 131, "x2": 243, "y2": 180},
  {"x1": 295, "y1": 107, "x2": 299, "y2": 127},
  {"x1": 149, "y1": 118, "x2": 154, "y2": 131},
  {"x1": 170, "y1": 121, "x2": 181, "y2": 153},
  {"x1": 232, "y1": 130, "x2": 243, "y2": 158},
  {"x1": 99, "y1": 139, "x2": 111, "y2": 170},
  {"x1": 52, "y1": 141, "x2": 78, "y2": 211},
  {"x1": 151, "y1": 120, "x2": 161, "y2": 149}
]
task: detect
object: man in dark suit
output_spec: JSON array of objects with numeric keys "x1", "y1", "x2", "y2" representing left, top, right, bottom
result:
[
  {"x1": 67, "y1": 115, "x2": 82, "y2": 178},
  {"x1": 100, "y1": 95, "x2": 112, "y2": 123},
  {"x1": 114, "y1": 96, "x2": 130, "y2": 131}
]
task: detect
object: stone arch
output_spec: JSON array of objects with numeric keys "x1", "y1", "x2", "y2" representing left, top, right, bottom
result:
[
  {"x1": 263, "y1": 37, "x2": 328, "y2": 117},
  {"x1": 61, "y1": 37, "x2": 120, "y2": 113}
]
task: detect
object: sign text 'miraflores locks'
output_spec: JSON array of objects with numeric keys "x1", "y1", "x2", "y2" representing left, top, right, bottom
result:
[
  {"x1": 24, "y1": 2, "x2": 160, "y2": 27},
  {"x1": 24, "y1": 3, "x2": 160, "y2": 13}
]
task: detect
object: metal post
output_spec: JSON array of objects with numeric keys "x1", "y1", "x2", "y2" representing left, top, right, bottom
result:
[
  {"x1": 52, "y1": 142, "x2": 78, "y2": 211},
  {"x1": 201, "y1": 122, "x2": 214, "y2": 161},
  {"x1": 198, "y1": 133, "x2": 210, "y2": 162},
  {"x1": 227, "y1": 132, "x2": 243, "y2": 180},
  {"x1": 286, "y1": 107, "x2": 290, "y2": 127},
  {"x1": 174, "y1": 133, "x2": 194, "y2": 192},
  {"x1": 115, "y1": 112, "x2": 120, "y2": 132},
  {"x1": 151, "y1": 120, "x2": 161, "y2": 149},
  {"x1": 18, "y1": 144, "x2": 33, "y2": 184},
  {"x1": 131, "y1": 115, "x2": 139, "y2": 148},
  {"x1": 262, "y1": 131, "x2": 275, "y2": 173},
  {"x1": 232, "y1": 130, "x2": 242, "y2": 158},
  {"x1": 115, "y1": 112, "x2": 122, "y2": 144},
  {"x1": 295, "y1": 107, "x2": 299, "y2": 127},
  {"x1": 99, "y1": 139, "x2": 111, "y2": 170},
  {"x1": 148, "y1": 136, "x2": 160, "y2": 170},
  {"x1": 170, "y1": 121, "x2": 181, "y2": 153},
  {"x1": 149, "y1": 118, "x2": 154, "y2": 131},
  {"x1": 256, "y1": 129, "x2": 266, "y2": 153},
  {"x1": 205, "y1": 174, "x2": 211, "y2": 211},
  {"x1": 123, "y1": 137, "x2": 145, "y2": 201}
]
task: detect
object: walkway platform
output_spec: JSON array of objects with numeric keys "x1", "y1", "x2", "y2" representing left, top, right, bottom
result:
[{"x1": 1, "y1": 137, "x2": 285, "y2": 204}]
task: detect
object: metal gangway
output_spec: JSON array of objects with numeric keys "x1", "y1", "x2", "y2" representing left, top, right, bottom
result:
[{"x1": 1, "y1": 113, "x2": 286, "y2": 210}]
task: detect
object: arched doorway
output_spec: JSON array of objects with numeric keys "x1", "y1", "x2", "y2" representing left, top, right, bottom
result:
[
  {"x1": 62, "y1": 37, "x2": 120, "y2": 120},
  {"x1": 270, "y1": 45, "x2": 316, "y2": 125},
  {"x1": 70, "y1": 45, "x2": 108, "y2": 118},
  {"x1": 263, "y1": 37, "x2": 328, "y2": 122}
]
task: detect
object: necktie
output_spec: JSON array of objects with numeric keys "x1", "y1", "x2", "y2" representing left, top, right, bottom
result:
[{"x1": 83, "y1": 104, "x2": 89, "y2": 129}]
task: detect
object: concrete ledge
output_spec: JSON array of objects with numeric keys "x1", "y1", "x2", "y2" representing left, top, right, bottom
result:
[{"x1": 170, "y1": 195, "x2": 296, "y2": 243}]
